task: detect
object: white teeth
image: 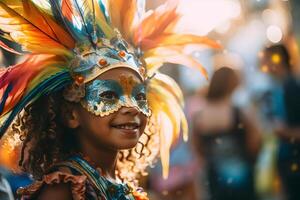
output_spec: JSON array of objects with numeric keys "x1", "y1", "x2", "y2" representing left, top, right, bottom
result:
[{"x1": 115, "y1": 124, "x2": 139, "y2": 130}]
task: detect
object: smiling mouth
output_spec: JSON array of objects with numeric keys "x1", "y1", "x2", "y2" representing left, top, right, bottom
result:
[{"x1": 111, "y1": 122, "x2": 140, "y2": 130}]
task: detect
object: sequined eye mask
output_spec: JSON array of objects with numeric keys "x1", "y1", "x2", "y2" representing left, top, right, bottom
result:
[{"x1": 81, "y1": 76, "x2": 150, "y2": 117}]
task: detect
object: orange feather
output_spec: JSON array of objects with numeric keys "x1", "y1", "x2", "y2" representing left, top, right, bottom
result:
[
  {"x1": 0, "y1": 1, "x2": 74, "y2": 55},
  {"x1": 122, "y1": 0, "x2": 137, "y2": 41},
  {"x1": 108, "y1": 0, "x2": 137, "y2": 41},
  {"x1": 108, "y1": 0, "x2": 123, "y2": 31},
  {"x1": 133, "y1": 0, "x2": 179, "y2": 45},
  {"x1": 140, "y1": 34, "x2": 222, "y2": 50},
  {"x1": 61, "y1": 0, "x2": 74, "y2": 22}
]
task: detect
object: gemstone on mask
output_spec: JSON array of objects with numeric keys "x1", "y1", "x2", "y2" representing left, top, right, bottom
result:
[
  {"x1": 74, "y1": 75, "x2": 85, "y2": 85},
  {"x1": 99, "y1": 59, "x2": 108, "y2": 66},
  {"x1": 118, "y1": 51, "x2": 126, "y2": 57}
]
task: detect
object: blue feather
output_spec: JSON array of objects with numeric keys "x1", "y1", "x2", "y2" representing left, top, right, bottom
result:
[
  {"x1": 49, "y1": 0, "x2": 87, "y2": 42},
  {"x1": 0, "y1": 83, "x2": 13, "y2": 115},
  {"x1": 0, "y1": 71, "x2": 72, "y2": 138},
  {"x1": 98, "y1": 0, "x2": 110, "y2": 23},
  {"x1": 49, "y1": 0, "x2": 111, "y2": 45}
]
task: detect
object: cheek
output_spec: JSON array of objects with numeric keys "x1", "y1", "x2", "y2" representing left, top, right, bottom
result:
[
  {"x1": 139, "y1": 114, "x2": 148, "y2": 134},
  {"x1": 80, "y1": 110, "x2": 112, "y2": 133},
  {"x1": 91, "y1": 116, "x2": 113, "y2": 131}
]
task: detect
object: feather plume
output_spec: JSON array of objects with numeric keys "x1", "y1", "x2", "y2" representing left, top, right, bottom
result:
[
  {"x1": 88, "y1": 0, "x2": 114, "y2": 38},
  {"x1": 108, "y1": 0, "x2": 137, "y2": 41},
  {"x1": 52, "y1": 0, "x2": 113, "y2": 45},
  {"x1": 144, "y1": 46, "x2": 208, "y2": 79},
  {"x1": 148, "y1": 79, "x2": 187, "y2": 178},
  {"x1": 61, "y1": 0, "x2": 74, "y2": 22},
  {"x1": 0, "y1": 55, "x2": 66, "y2": 117},
  {"x1": 0, "y1": 68, "x2": 71, "y2": 137},
  {"x1": 133, "y1": 0, "x2": 179, "y2": 45},
  {"x1": 61, "y1": 0, "x2": 95, "y2": 45},
  {"x1": 0, "y1": 1, "x2": 74, "y2": 55},
  {"x1": 140, "y1": 34, "x2": 221, "y2": 50},
  {"x1": 150, "y1": 73, "x2": 184, "y2": 106},
  {"x1": 0, "y1": 70, "x2": 72, "y2": 137}
]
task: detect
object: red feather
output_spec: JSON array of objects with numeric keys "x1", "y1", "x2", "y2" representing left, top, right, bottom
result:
[
  {"x1": 0, "y1": 55, "x2": 59, "y2": 116},
  {"x1": 62, "y1": 0, "x2": 74, "y2": 22}
]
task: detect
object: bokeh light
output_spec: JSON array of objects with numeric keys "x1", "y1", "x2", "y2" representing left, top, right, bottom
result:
[{"x1": 266, "y1": 25, "x2": 283, "y2": 43}]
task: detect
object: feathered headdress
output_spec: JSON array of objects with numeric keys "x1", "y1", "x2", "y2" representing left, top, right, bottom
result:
[{"x1": 0, "y1": 0, "x2": 220, "y2": 180}]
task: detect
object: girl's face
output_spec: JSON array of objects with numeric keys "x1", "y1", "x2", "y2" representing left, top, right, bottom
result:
[{"x1": 73, "y1": 68, "x2": 148, "y2": 150}]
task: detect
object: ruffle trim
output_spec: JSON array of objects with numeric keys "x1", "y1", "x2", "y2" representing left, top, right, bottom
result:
[{"x1": 18, "y1": 172, "x2": 87, "y2": 200}]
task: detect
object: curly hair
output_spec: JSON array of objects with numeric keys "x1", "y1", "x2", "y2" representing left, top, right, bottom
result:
[
  {"x1": 13, "y1": 90, "x2": 159, "y2": 182},
  {"x1": 14, "y1": 91, "x2": 78, "y2": 179}
]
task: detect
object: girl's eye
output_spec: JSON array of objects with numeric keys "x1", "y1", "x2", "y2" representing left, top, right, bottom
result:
[
  {"x1": 100, "y1": 91, "x2": 118, "y2": 100},
  {"x1": 135, "y1": 93, "x2": 147, "y2": 101}
]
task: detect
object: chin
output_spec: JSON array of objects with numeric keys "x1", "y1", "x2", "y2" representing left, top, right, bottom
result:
[{"x1": 116, "y1": 140, "x2": 139, "y2": 150}]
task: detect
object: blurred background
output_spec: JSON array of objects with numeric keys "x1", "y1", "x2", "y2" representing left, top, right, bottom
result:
[{"x1": 1, "y1": 0, "x2": 300, "y2": 199}]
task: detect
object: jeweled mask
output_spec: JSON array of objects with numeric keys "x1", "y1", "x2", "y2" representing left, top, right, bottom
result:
[{"x1": 81, "y1": 75, "x2": 151, "y2": 117}]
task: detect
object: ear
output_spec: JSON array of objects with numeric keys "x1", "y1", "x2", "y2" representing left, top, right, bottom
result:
[{"x1": 61, "y1": 102, "x2": 80, "y2": 129}]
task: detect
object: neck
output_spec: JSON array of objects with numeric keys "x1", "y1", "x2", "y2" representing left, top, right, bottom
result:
[{"x1": 79, "y1": 136, "x2": 118, "y2": 179}]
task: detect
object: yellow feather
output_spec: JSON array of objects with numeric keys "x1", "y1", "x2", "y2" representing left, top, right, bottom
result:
[
  {"x1": 180, "y1": 108, "x2": 188, "y2": 142},
  {"x1": 151, "y1": 73, "x2": 184, "y2": 106},
  {"x1": 140, "y1": 34, "x2": 222, "y2": 51},
  {"x1": 148, "y1": 79, "x2": 189, "y2": 178},
  {"x1": 122, "y1": 0, "x2": 137, "y2": 41},
  {"x1": 148, "y1": 81, "x2": 184, "y2": 143},
  {"x1": 144, "y1": 46, "x2": 208, "y2": 79},
  {"x1": 107, "y1": 0, "x2": 137, "y2": 41},
  {"x1": 158, "y1": 111, "x2": 172, "y2": 179},
  {"x1": 0, "y1": 1, "x2": 74, "y2": 56},
  {"x1": 148, "y1": 92, "x2": 180, "y2": 141},
  {"x1": 87, "y1": 0, "x2": 114, "y2": 38}
]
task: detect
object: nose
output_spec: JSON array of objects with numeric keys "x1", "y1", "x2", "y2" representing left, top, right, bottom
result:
[{"x1": 120, "y1": 106, "x2": 139, "y2": 116}]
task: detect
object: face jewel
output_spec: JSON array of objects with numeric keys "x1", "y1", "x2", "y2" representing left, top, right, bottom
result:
[
  {"x1": 99, "y1": 58, "x2": 108, "y2": 67},
  {"x1": 118, "y1": 51, "x2": 126, "y2": 57},
  {"x1": 74, "y1": 75, "x2": 85, "y2": 85}
]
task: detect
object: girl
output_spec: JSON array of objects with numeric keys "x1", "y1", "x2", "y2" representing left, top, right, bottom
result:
[{"x1": 0, "y1": 0, "x2": 219, "y2": 199}]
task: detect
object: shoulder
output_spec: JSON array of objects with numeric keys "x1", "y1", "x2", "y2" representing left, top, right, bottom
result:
[{"x1": 18, "y1": 167, "x2": 87, "y2": 200}]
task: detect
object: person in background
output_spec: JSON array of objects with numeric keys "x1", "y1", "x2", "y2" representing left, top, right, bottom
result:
[
  {"x1": 261, "y1": 44, "x2": 300, "y2": 200},
  {"x1": 192, "y1": 67, "x2": 261, "y2": 200}
]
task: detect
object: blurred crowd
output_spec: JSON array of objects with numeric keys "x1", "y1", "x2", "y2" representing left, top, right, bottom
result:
[{"x1": 142, "y1": 43, "x2": 300, "y2": 200}]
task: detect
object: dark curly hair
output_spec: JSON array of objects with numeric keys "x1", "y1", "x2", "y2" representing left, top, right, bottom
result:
[
  {"x1": 14, "y1": 91, "x2": 78, "y2": 179},
  {"x1": 13, "y1": 90, "x2": 157, "y2": 182}
]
